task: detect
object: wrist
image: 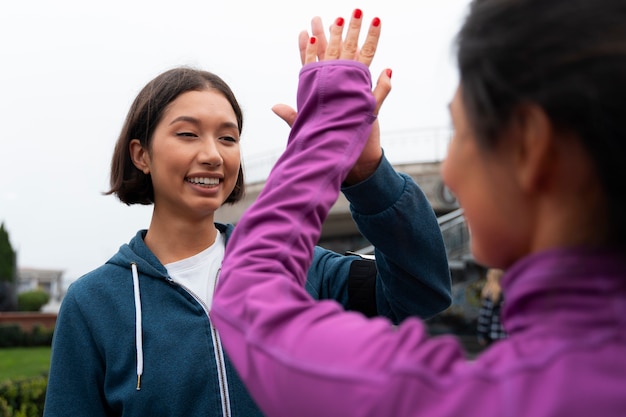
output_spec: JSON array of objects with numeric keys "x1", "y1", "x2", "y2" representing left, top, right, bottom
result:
[{"x1": 343, "y1": 154, "x2": 383, "y2": 186}]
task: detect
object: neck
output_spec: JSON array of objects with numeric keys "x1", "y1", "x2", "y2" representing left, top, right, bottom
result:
[
  {"x1": 530, "y1": 172, "x2": 607, "y2": 253},
  {"x1": 527, "y1": 135, "x2": 608, "y2": 253},
  {"x1": 144, "y1": 210, "x2": 219, "y2": 265}
]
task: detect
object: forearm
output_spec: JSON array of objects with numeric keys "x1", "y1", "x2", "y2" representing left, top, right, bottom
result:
[
  {"x1": 343, "y1": 155, "x2": 452, "y2": 320},
  {"x1": 211, "y1": 60, "x2": 377, "y2": 415}
]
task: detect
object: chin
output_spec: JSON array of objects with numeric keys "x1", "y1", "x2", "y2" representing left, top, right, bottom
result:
[{"x1": 471, "y1": 242, "x2": 516, "y2": 270}]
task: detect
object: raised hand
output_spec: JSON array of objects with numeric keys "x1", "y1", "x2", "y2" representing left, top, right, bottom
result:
[
  {"x1": 273, "y1": 9, "x2": 392, "y2": 185},
  {"x1": 303, "y1": 10, "x2": 378, "y2": 66}
]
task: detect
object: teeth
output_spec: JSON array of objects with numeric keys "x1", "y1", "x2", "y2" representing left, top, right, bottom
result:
[{"x1": 188, "y1": 177, "x2": 219, "y2": 185}]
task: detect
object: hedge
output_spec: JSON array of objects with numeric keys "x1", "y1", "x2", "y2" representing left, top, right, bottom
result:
[
  {"x1": 0, "y1": 375, "x2": 47, "y2": 417},
  {"x1": 0, "y1": 326, "x2": 53, "y2": 348},
  {"x1": 16, "y1": 292, "x2": 49, "y2": 313}
]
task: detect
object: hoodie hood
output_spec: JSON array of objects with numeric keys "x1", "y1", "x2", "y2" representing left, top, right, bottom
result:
[{"x1": 107, "y1": 230, "x2": 168, "y2": 279}]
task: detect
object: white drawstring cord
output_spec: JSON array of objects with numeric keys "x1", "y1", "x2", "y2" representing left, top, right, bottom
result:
[{"x1": 131, "y1": 262, "x2": 144, "y2": 390}]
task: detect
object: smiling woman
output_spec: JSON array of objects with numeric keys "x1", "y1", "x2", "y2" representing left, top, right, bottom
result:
[
  {"x1": 41, "y1": 10, "x2": 453, "y2": 414},
  {"x1": 128, "y1": 89, "x2": 242, "y2": 240}
]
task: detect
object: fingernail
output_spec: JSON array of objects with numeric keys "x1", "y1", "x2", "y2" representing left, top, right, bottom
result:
[
  {"x1": 386, "y1": 68, "x2": 392, "y2": 78},
  {"x1": 353, "y1": 9, "x2": 362, "y2": 19},
  {"x1": 372, "y1": 17, "x2": 381, "y2": 27},
  {"x1": 335, "y1": 17, "x2": 344, "y2": 26},
  {"x1": 310, "y1": 36, "x2": 317, "y2": 44}
]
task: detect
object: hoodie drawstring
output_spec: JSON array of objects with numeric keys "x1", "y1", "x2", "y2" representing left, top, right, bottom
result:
[{"x1": 131, "y1": 262, "x2": 144, "y2": 391}]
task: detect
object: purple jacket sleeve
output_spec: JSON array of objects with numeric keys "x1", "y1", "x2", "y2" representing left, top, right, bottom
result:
[{"x1": 210, "y1": 61, "x2": 465, "y2": 417}]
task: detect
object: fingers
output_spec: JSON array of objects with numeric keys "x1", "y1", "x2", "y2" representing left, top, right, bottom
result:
[
  {"x1": 324, "y1": 17, "x2": 345, "y2": 60},
  {"x1": 271, "y1": 104, "x2": 298, "y2": 128},
  {"x1": 340, "y1": 9, "x2": 362, "y2": 60},
  {"x1": 301, "y1": 9, "x2": 382, "y2": 67},
  {"x1": 299, "y1": 17, "x2": 328, "y2": 65},
  {"x1": 310, "y1": 16, "x2": 328, "y2": 62},
  {"x1": 298, "y1": 30, "x2": 309, "y2": 65},
  {"x1": 358, "y1": 16, "x2": 381, "y2": 67},
  {"x1": 304, "y1": 35, "x2": 319, "y2": 65},
  {"x1": 372, "y1": 69, "x2": 392, "y2": 116}
]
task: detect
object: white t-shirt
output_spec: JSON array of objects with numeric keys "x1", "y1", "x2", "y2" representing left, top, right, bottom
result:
[{"x1": 165, "y1": 232, "x2": 225, "y2": 309}]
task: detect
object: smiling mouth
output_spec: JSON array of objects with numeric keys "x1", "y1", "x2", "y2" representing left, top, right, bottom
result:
[{"x1": 186, "y1": 177, "x2": 220, "y2": 187}]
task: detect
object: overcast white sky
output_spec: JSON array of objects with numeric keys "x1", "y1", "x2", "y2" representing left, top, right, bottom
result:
[{"x1": 0, "y1": 0, "x2": 471, "y2": 282}]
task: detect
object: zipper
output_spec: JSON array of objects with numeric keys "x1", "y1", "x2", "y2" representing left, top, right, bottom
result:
[
  {"x1": 210, "y1": 313, "x2": 231, "y2": 417},
  {"x1": 167, "y1": 276, "x2": 231, "y2": 417}
]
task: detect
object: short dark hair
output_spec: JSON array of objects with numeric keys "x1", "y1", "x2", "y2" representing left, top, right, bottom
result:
[
  {"x1": 456, "y1": 0, "x2": 626, "y2": 245},
  {"x1": 106, "y1": 67, "x2": 245, "y2": 205}
]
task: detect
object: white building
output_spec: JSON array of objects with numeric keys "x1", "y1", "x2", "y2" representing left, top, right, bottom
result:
[{"x1": 17, "y1": 267, "x2": 64, "y2": 312}]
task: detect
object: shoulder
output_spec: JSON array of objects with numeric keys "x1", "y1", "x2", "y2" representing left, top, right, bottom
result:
[{"x1": 66, "y1": 262, "x2": 130, "y2": 299}]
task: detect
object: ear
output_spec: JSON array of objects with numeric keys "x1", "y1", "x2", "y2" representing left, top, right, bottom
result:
[
  {"x1": 129, "y1": 139, "x2": 150, "y2": 174},
  {"x1": 512, "y1": 105, "x2": 555, "y2": 193}
]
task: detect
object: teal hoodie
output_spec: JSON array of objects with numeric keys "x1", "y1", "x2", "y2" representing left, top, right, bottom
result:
[{"x1": 44, "y1": 155, "x2": 451, "y2": 417}]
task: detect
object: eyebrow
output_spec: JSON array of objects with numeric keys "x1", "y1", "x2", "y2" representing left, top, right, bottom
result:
[
  {"x1": 169, "y1": 115, "x2": 199, "y2": 126},
  {"x1": 169, "y1": 116, "x2": 239, "y2": 131}
]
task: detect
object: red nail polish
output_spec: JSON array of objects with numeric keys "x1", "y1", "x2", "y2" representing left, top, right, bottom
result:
[
  {"x1": 386, "y1": 68, "x2": 392, "y2": 78},
  {"x1": 372, "y1": 17, "x2": 381, "y2": 27},
  {"x1": 335, "y1": 17, "x2": 344, "y2": 27},
  {"x1": 310, "y1": 36, "x2": 317, "y2": 44},
  {"x1": 353, "y1": 9, "x2": 362, "y2": 19}
]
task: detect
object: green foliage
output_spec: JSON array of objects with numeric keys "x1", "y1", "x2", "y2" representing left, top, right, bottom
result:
[
  {"x1": 0, "y1": 223, "x2": 17, "y2": 312},
  {"x1": 0, "y1": 282, "x2": 17, "y2": 312},
  {"x1": 0, "y1": 326, "x2": 53, "y2": 348},
  {"x1": 0, "y1": 327, "x2": 21, "y2": 348},
  {"x1": 26, "y1": 327, "x2": 53, "y2": 348},
  {"x1": 0, "y1": 347, "x2": 50, "y2": 417},
  {"x1": 16, "y1": 292, "x2": 49, "y2": 313},
  {"x1": 0, "y1": 224, "x2": 16, "y2": 284},
  {"x1": 0, "y1": 375, "x2": 47, "y2": 417}
]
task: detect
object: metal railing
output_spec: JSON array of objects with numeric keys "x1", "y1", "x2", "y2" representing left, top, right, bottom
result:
[
  {"x1": 355, "y1": 208, "x2": 471, "y2": 265},
  {"x1": 437, "y1": 208, "x2": 470, "y2": 261}
]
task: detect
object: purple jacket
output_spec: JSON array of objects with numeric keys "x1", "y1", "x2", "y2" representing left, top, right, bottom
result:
[{"x1": 211, "y1": 60, "x2": 626, "y2": 416}]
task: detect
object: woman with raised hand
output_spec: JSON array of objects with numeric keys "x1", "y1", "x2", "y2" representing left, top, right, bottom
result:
[
  {"x1": 212, "y1": 2, "x2": 626, "y2": 416},
  {"x1": 43, "y1": 9, "x2": 451, "y2": 417}
]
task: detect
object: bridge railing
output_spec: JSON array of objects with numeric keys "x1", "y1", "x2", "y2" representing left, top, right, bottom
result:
[
  {"x1": 355, "y1": 208, "x2": 470, "y2": 262},
  {"x1": 437, "y1": 208, "x2": 470, "y2": 261}
]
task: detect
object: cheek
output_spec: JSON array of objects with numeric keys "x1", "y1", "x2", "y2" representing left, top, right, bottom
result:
[
  {"x1": 223, "y1": 150, "x2": 241, "y2": 186},
  {"x1": 464, "y1": 176, "x2": 526, "y2": 268},
  {"x1": 442, "y1": 152, "x2": 506, "y2": 266},
  {"x1": 225, "y1": 150, "x2": 241, "y2": 176},
  {"x1": 469, "y1": 220, "x2": 523, "y2": 269},
  {"x1": 466, "y1": 214, "x2": 506, "y2": 267}
]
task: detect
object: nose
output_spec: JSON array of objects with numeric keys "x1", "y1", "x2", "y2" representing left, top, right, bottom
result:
[{"x1": 199, "y1": 138, "x2": 223, "y2": 167}]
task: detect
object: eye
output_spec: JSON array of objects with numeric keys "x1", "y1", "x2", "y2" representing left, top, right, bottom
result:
[
  {"x1": 176, "y1": 132, "x2": 198, "y2": 137},
  {"x1": 220, "y1": 136, "x2": 238, "y2": 143}
]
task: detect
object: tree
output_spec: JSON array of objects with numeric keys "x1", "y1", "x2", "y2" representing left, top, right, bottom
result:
[{"x1": 0, "y1": 222, "x2": 18, "y2": 311}]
